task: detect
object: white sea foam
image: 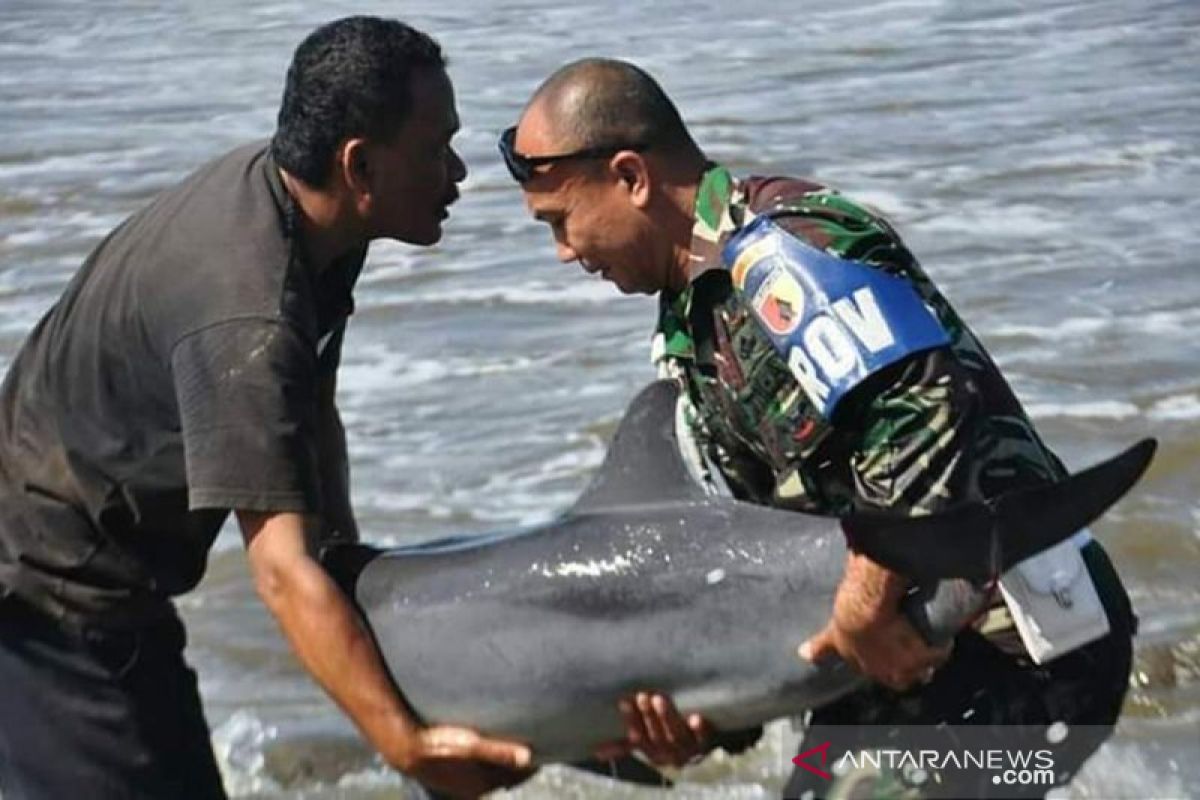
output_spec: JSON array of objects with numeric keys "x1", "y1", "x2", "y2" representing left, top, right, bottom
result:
[
  {"x1": 210, "y1": 710, "x2": 277, "y2": 797},
  {"x1": 913, "y1": 202, "x2": 1066, "y2": 239},
  {"x1": 357, "y1": 278, "x2": 619, "y2": 311},
  {"x1": 987, "y1": 317, "x2": 1111, "y2": 340},
  {"x1": 1053, "y1": 737, "x2": 1192, "y2": 800},
  {"x1": 337, "y1": 344, "x2": 545, "y2": 399},
  {"x1": 3, "y1": 209, "x2": 122, "y2": 247},
  {"x1": 1136, "y1": 308, "x2": 1200, "y2": 336},
  {"x1": 333, "y1": 767, "x2": 409, "y2": 794},
  {"x1": 1025, "y1": 400, "x2": 1140, "y2": 420},
  {"x1": 353, "y1": 491, "x2": 461, "y2": 522},
  {"x1": 337, "y1": 352, "x2": 449, "y2": 396},
  {"x1": 1001, "y1": 137, "x2": 1185, "y2": 181},
  {"x1": 0, "y1": 147, "x2": 164, "y2": 181},
  {"x1": 1148, "y1": 394, "x2": 1200, "y2": 421}
]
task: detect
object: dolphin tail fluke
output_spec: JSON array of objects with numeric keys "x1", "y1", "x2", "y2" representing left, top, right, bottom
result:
[{"x1": 843, "y1": 438, "x2": 1156, "y2": 582}]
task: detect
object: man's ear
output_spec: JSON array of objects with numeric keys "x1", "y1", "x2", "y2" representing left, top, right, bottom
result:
[
  {"x1": 337, "y1": 138, "x2": 372, "y2": 202},
  {"x1": 611, "y1": 151, "x2": 650, "y2": 209}
]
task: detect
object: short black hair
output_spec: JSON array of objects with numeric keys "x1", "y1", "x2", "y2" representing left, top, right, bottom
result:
[
  {"x1": 532, "y1": 58, "x2": 697, "y2": 155},
  {"x1": 272, "y1": 16, "x2": 445, "y2": 186}
]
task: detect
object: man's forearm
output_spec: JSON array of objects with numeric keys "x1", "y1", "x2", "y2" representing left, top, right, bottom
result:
[
  {"x1": 838, "y1": 550, "x2": 908, "y2": 629},
  {"x1": 240, "y1": 511, "x2": 416, "y2": 769},
  {"x1": 800, "y1": 550, "x2": 948, "y2": 689}
]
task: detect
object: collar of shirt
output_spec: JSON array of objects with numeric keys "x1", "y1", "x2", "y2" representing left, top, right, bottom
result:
[
  {"x1": 655, "y1": 164, "x2": 746, "y2": 364},
  {"x1": 259, "y1": 144, "x2": 365, "y2": 336},
  {"x1": 260, "y1": 145, "x2": 299, "y2": 243},
  {"x1": 686, "y1": 163, "x2": 750, "y2": 283}
]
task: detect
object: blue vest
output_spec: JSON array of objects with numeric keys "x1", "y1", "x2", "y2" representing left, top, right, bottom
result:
[{"x1": 723, "y1": 215, "x2": 950, "y2": 418}]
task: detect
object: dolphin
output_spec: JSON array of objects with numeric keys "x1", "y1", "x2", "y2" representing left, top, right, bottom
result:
[{"x1": 321, "y1": 380, "x2": 1154, "y2": 765}]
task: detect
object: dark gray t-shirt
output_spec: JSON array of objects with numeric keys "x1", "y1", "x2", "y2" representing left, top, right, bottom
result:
[{"x1": 0, "y1": 142, "x2": 363, "y2": 626}]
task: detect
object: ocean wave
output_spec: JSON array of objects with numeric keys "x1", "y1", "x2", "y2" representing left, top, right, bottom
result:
[
  {"x1": 356, "y1": 278, "x2": 620, "y2": 311},
  {"x1": 1148, "y1": 394, "x2": 1200, "y2": 421},
  {"x1": 2, "y1": 209, "x2": 123, "y2": 248},
  {"x1": 912, "y1": 201, "x2": 1067, "y2": 239},
  {"x1": 1059, "y1": 738, "x2": 1192, "y2": 800},
  {"x1": 211, "y1": 710, "x2": 277, "y2": 798},
  {"x1": 1025, "y1": 400, "x2": 1140, "y2": 420},
  {"x1": 987, "y1": 316, "x2": 1112, "y2": 340},
  {"x1": 986, "y1": 306, "x2": 1200, "y2": 343},
  {"x1": 336, "y1": 344, "x2": 551, "y2": 397}
]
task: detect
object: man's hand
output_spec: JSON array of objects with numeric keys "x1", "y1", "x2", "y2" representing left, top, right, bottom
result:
[
  {"x1": 593, "y1": 692, "x2": 712, "y2": 768},
  {"x1": 392, "y1": 725, "x2": 534, "y2": 799},
  {"x1": 798, "y1": 552, "x2": 950, "y2": 691}
]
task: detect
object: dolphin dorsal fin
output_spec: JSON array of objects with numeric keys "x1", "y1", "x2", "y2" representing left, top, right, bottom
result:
[{"x1": 570, "y1": 381, "x2": 710, "y2": 513}]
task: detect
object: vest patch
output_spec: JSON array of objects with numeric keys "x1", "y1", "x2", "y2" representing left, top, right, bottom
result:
[{"x1": 723, "y1": 216, "x2": 949, "y2": 418}]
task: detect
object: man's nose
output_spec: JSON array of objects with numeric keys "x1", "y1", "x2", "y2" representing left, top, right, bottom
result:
[{"x1": 449, "y1": 147, "x2": 467, "y2": 182}]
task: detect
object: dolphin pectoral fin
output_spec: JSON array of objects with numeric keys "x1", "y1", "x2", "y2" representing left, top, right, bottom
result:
[
  {"x1": 992, "y1": 438, "x2": 1156, "y2": 566},
  {"x1": 843, "y1": 438, "x2": 1157, "y2": 582},
  {"x1": 842, "y1": 502, "x2": 992, "y2": 581},
  {"x1": 570, "y1": 756, "x2": 672, "y2": 787}
]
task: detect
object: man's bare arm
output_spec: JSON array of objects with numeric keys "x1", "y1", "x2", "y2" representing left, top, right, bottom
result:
[
  {"x1": 800, "y1": 551, "x2": 949, "y2": 691},
  {"x1": 238, "y1": 510, "x2": 533, "y2": 798}
]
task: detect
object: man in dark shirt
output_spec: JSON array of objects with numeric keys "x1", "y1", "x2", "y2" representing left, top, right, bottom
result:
[
  {"x1": 501, "y1": 59, "x2": 1135, "y2": 797},
  {"x1": 0, "y1": 17, "x2": 537, "y2": 800}
]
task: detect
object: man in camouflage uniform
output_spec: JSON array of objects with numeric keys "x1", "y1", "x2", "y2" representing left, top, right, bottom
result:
[{"x1": 502, "y1": 58, "x2": 1135, "y2": 797}]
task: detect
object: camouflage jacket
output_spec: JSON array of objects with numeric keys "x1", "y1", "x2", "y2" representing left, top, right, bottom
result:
[
  {"x1": 653, "y1": 167, "x2": 1135, "y2": 757},
  {"x1": 654, "y1": 165, "x2": 1068, "y2": 520}
]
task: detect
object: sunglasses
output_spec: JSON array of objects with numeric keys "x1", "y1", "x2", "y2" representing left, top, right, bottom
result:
[{"x1": 498, "y1": 125, "x2": 649, "y2": 183}]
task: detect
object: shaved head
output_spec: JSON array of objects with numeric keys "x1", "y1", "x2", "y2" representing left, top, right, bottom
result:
[
  {"x1": 511, "y1": 59, "x2": 707, "y2": 297},
  {"x1": 524, "y1": 58, "x2": 700, "y2": 159}
]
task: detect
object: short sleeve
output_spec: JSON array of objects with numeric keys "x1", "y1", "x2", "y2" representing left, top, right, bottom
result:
[
  {"x1": 171, "y1": 318, "x2": 320, "y2": 512},
  {"x1": 841, "y1": 346, "x2": 982, "y2": 515}
]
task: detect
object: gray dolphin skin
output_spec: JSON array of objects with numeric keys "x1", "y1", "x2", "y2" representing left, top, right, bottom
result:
[{"x1": 321, "y1": 381, "x2": 1154, "y2": 764}]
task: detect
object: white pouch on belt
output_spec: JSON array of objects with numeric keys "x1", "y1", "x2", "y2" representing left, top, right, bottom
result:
[{"x1": 998, "y1": 529, "x2": 1109, "y2": 664}]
